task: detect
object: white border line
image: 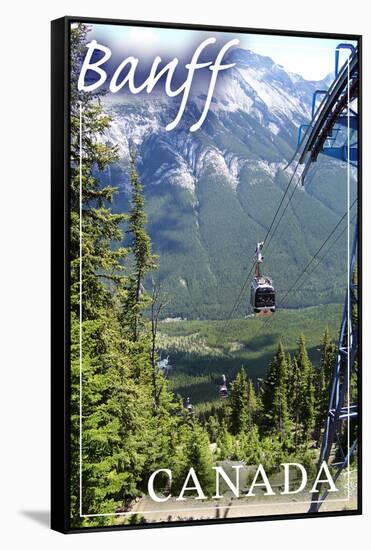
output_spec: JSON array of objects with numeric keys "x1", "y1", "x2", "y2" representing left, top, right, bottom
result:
[
  {"x1": 80, "y1": 498, "x2": 352, "y2": 518},
  {"x1": 77, "y1": 51, "x2": 356, "y2": 519},
  {"x1": 346, "y1": 52, "x2": 351, "y2": 501},
  {"x1": 79, "y1": 102, "x2": 84, "y2": 518}
]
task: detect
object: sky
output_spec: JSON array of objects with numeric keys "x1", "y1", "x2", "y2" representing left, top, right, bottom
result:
[
  {"x1": 239, "y1": 34, "x2": 356, "y2": 80},
  {"x1": 84, "y1": 23, "x2": 357, "y2": 81}
]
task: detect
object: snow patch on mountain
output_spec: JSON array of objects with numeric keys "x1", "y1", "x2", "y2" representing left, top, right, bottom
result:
[
  {"x1": 268, "y1": 122, "x2": 280, "y2": 135},
  {"x1": 107, "y1": 114, "x2": 161, "y2": 159},
  {"x1": 242, "y1": 159, "x2": 286, "y2": 182},
  {"x1": 197, "y1": 147, "x2": 239, "y2": 189},
  {"x1": 152, "y1": 159, "x2": 196, "y2": 192},
  {"x1": 237, "y1": 67, "x2": 309, "y2": 122},
  {"x1": 205, "y1": 72, "x2": 255, "y2": 114}
]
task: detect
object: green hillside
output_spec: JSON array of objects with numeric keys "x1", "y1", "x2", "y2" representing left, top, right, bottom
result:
[
  {"x1": 105, "y1": 51, "x2": 357, "y2": 321},
  {"x1": 138, "y1": 160, "x2": 355, "y2": 319},
  {"x1": 158, "y1": 303, "x2": 342, "y2": 408}
]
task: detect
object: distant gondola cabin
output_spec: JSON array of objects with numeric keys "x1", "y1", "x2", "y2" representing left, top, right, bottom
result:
[
  {"x1": 219, "y1": 385, "x2": 228, "y2": 398},
  {"x1": 219, "y1": 374, "x2": 228, "y2": 398},
  {"x1": 185, "y1": 397, "x2": 194, "y2": 415}
]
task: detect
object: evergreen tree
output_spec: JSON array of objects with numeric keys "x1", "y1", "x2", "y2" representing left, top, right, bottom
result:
[
  {"x1": 69, "y1": 24, "x2": 127, "y2": 320},
  {"x1": 247, "y1": 378, "x2": 258, "y2": 427},
  {"x1": 206, "y1": 415, "x2": 220, "y2": 443},
  {"x1": 217, "y1": 420, "x2": 234, "y2": 460},
  {"x1": 313, "y1": 328, "x2": 336, "y2": 444},
  {"x1": 258, "y1": 435, "x2": 284, "y2": 474},
  {"x1": 71, "y1": 312, "x2": 155, "y2": 521},
  {"x1": 69, "y1": 25, "x2": 184, "y2": 527},
  {"x1": 228, "y1": 367, "x2": 256, "y2": 435},
  {"x1": 172, "y1": 423, "x2": 215, "y2": 497},
  {"x1": 229, "y1": 367, "x2": 248, "y2": 435},
  {"x1": 238, "y1": 425, "x2": 261, "y2": 464},
  {"x1": 295, "y1": 334, "x2": 315, "y2": 444},
  {"x1": 124, "y1": 151, "x2": 157, "y2": 341},
  {"x1": 287, "y1": 356, "x2": 302, "y2": 449},
  {"x1": 286, "y1": 351, "x2": 292, "y2": 402},
  {"x1": 69, "y1": 24, "x2": 131, "y2": 524},
  {"x1": 262, "y1": 342, "x2": 290, "y2": 442}
]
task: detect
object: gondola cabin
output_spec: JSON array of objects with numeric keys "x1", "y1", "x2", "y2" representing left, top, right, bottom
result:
[
  {"x1": 250, "y1": 276, "x2": 276, "y2": 314},
  {"x1": 157, "y1": 356, "x2": 172, "y2": 378},
  {"x1": 219, "y1": 374, "x2": 228, "y2": 398},
  {"x1": 185, "y1": 397, "x2": 194, "y2": 415}
]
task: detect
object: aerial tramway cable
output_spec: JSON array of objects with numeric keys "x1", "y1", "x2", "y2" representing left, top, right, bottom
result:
[
  {"x1": 271, "y1": 199, "x2": 356, "y2": 311},
  {"x1": 251, "y1": 199, "x2": 357, "y2": 339},
  {"x1": 224, "y1": 46, "x2": 357, "y2": 332},
  {"x1": 303, "y1": 212, "x2": 357, "y2": 283},
  {"x1": 207, "y1": 157, "x2": 304, "y2": 400},
  {"x1": 221, "y1": 158, "x2": 304, "y2": 333}
]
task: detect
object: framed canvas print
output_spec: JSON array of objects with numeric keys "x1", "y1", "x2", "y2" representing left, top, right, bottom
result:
[{"x1": 51, "y1": 16, "x2": 362, "y2": 533}]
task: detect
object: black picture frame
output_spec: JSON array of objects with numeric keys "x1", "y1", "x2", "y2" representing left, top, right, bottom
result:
[{"x1": 51, "y1": 15, "x2": 362, "y2": 533}]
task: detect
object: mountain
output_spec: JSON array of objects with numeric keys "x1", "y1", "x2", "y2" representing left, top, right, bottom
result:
[{"x1": 100, "y1": 47, "x2": 356, "y2": 319}]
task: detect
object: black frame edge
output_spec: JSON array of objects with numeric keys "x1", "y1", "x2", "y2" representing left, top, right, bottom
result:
[
  {"x1": 51, "y1": 16, "x2": 70, "y2": 534},
  {"x1": 63, "y1": 14, "x2": 361, "y2": 41},
  {"x1": 356, "y1": 33, "x2": 362, "y2": 516},
  {"x1": 51, "y1": 15, "x2": 362, "y2": 533}
]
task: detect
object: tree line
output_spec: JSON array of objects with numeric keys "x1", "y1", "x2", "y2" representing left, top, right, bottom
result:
[
  {"x1": 199, "y1": 330, "x2": 336, "y2": 484},
  {"x1": 70, "y1": 24, "x2": 224, "y2": 527}
]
